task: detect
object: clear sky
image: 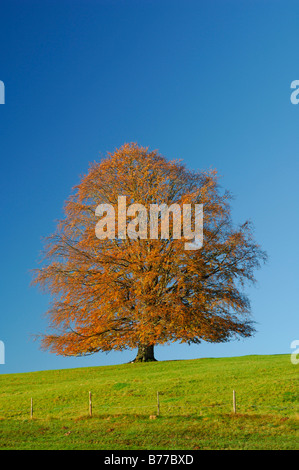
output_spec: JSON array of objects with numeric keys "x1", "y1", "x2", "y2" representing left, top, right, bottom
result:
[{"x1": 0, "y1": 0, "x2": 298, "y2": 374}]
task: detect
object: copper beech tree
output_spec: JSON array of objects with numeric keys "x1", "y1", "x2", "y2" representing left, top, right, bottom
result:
[{"x1": 33, "y1": 143, "x2": 266, "y2": 362}]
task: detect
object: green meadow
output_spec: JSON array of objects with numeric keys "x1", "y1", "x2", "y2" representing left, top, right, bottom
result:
[{"x1": 0, "y1": 354, "x2": 298, "y2": 450}]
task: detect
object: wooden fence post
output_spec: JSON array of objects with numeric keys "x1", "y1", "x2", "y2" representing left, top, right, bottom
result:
[
  {"x1": 89, "y1": 391, "x2": 92, "y2": 417},
  {"x1": 233, "y1": 390, "x2": 236, "y2": 414},
  {"x1": 157, "y1": 391, "x2": 160, "y2": 416}
]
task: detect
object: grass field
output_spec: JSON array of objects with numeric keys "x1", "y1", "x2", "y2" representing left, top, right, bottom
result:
[{"x1": 0, "y1": 354, "x2": 298, "y2": 450}]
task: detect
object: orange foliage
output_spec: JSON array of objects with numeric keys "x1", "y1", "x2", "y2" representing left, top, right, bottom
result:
[{"x1": 32, "y1": 143, "x2": 267, "y2": 358}]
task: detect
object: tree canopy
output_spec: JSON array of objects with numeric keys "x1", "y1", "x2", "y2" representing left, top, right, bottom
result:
[{"x1": 33, "y1": 143, "x2": 267, "y2": 361}]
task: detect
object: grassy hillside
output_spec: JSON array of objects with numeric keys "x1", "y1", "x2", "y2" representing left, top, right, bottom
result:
[{"x1": 0, "y1": 354, "x2": 298, "y2": 450}]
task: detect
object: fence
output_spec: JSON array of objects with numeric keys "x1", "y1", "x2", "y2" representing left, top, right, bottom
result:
[{"x1": 0, "y1": 387, "x2": 298, "y2": 420}]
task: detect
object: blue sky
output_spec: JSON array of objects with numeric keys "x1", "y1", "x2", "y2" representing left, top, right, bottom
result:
[{"x1": 0, "y1": 0, "x2": 298, "y2": 374}]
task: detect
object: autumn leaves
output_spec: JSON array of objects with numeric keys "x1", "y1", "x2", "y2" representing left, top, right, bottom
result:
[{"x1": 32, "y1": 143, "x2": 266, "y2": 361}]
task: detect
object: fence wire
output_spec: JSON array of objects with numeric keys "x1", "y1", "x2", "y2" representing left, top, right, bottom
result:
[{"x1": 0, "y1": 393, "x2": 297, "y2": 420}]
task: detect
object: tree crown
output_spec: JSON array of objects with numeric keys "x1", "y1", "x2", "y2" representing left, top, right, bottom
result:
[{"x1": 32, "y1": 143, "x2": 267, "y2": 357}]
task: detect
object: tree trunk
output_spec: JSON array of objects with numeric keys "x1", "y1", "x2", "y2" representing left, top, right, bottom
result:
[{"x1": 132, "y1": 344, "x2": 157, "y2": 362}]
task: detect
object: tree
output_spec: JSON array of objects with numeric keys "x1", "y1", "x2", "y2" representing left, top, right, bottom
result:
[{"x1": 32, "y1": 143, "x2": 267, "y2": 362}]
